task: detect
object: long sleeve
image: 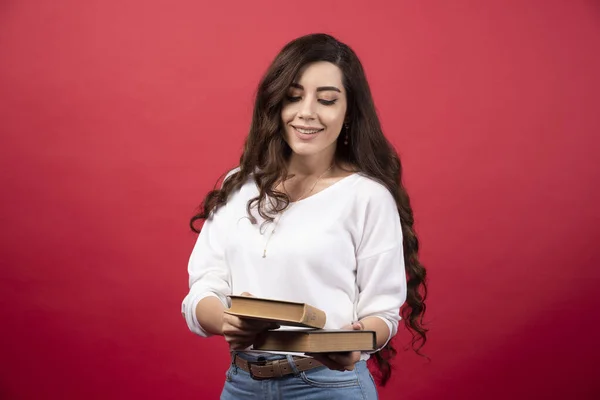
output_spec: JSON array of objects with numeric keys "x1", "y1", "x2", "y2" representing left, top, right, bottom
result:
[
  {"x1": 355, "y1": 184, "x2": 407, "y2": 349},
  {"x1": 181, "y1": 201, "x2": 232, "y2": 338}
]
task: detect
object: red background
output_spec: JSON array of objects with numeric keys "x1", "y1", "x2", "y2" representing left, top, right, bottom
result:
[{"x1": 1, "y1": 1, "x2": 599, "y2": 399}]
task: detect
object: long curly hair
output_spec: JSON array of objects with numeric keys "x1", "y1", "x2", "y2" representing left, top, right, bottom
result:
[{"x1": 190, "y1": 33, "x2": 427, "y2": 386}]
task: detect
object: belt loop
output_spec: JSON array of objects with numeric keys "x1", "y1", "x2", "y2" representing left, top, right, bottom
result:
[
  {"x1": 271, "y1": 359, "x2": 283, "y2": 378},
  {"x1": 286, "y1": 355, "x2": 300, "y2": 376},
  {"x1": 230, "y1": 351, "x2": 238, "y2": 373}
]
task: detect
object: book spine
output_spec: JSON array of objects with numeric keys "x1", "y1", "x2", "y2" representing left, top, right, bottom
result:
[{"x1": 301, "y1": 305, "x2": 326, "y2": 328}]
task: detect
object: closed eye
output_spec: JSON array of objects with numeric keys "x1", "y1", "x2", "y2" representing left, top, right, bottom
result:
[
  {"x1": 319, "y1": 99, "x2": 337, "y2": 106},
  {"x1": 285, "y1": 96, "x2": 338, "y2": 106}
]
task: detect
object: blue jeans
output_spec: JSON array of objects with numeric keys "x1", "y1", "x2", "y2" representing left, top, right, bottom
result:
[{"x1": 221, "y1": 352, "x2": 378, "y2": 399}]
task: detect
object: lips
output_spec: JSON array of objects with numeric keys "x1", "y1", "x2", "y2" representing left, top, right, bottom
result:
[{"x1": 292, "y1": 125, "x2": 324, "y2": 135}]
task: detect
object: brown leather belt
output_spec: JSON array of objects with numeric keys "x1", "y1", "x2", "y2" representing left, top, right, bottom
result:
[{"x1": 234, "y1": 354, "x2": 323, "y2": 380}]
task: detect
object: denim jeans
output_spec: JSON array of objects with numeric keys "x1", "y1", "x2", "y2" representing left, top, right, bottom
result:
[{"x1": 220, "y1": 352, "x2": 378, "y2": 399}]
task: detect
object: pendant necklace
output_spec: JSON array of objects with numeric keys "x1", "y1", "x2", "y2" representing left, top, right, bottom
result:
[{"x1": 262, "y1": 164, "x2": 333, "y2": 258}]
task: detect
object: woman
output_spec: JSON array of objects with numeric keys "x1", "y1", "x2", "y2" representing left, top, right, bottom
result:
[{"x1": 182, "y1": 33, "x2": 427, "y2": 399}]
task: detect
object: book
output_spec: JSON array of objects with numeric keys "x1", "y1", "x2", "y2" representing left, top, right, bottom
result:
[
  {"x1": 253, "y1": 329, "x2": 377, "y2": 353},
  {"x1": 225, "y1": 295, "x2": 326, "y2": 329}
]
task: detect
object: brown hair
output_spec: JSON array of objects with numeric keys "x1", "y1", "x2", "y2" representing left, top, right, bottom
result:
[{"x1": 191, "y1": 33, "x2": 427, "y2": 385}]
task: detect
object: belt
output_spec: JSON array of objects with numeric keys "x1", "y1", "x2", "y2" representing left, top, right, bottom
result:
[{"x1": 233, "y1": 354, "x2": 323, "y2": 380}]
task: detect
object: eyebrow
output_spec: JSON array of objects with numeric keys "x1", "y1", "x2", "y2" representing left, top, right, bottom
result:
[{"x1": 290, "y1": 83, "x2": 341, "y2": 93}]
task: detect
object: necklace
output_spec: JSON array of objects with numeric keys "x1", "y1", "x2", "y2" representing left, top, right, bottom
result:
[{"x1": 262, "y1": 164, "x2": 334, "y2": 258}]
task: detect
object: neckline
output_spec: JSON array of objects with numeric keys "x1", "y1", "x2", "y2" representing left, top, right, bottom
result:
[{"x1": 288, "y1": 172, "x2": 360, "y2": 205}]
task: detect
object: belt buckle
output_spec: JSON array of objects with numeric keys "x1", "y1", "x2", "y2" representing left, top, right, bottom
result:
[{"x1": 247, "y1": 358, "x2": 269, "y2": 381}]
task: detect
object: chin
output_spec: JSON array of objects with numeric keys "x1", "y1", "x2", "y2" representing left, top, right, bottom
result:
[
  {"x1": 287, "y1": 143, "x2": 319, "y2": 157},
  {"x1": 287, "y1": 141, "x2": 337, "y2": 159}
]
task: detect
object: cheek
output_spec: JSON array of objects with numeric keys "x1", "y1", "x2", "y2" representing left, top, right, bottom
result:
[
  {"x1": 322, "y1": 109, "x2": 345, "y2": 130},
  {"x1": 281, "y1": 104, "x2": 297, "y2": 123}
]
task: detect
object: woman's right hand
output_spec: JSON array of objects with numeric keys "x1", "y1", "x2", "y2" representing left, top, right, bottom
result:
[{"x1": 221, "y1": 292, "x2": 279, "y2": 350}]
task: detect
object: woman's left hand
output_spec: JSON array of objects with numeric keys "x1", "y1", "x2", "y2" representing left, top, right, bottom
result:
[{"x1": 305, "y1": 321, "x2": 363, "y2": 371}]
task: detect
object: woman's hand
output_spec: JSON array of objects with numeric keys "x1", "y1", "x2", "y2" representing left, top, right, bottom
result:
[
  {"x1": 306, "y1": 321, "x2": 364, "y2": 371},
  {"x1": 222, "y1": 292, "x2": 279, "y2": 351}
]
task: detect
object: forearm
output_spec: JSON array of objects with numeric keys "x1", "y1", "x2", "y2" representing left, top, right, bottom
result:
[
  {"x1": 359, "y1": 316, "x2": 391, "y2": 349},
  {"x1": 195, "y1": 296, "x2": 226, "y2": 336}
]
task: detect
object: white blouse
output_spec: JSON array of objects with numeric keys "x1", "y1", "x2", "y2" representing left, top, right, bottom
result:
[{"x1": 181, "y1": 171, "x2": 407, "y2": 357}]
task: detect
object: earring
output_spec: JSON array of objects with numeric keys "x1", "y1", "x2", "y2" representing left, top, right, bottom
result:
[{"x1": 344, "y1": 123, "x2": 349, "y2": 145}]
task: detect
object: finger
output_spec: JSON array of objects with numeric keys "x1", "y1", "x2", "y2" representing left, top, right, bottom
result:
[
  {"x1": 353, "y1": 321, "x2": 365, "y2": 331},
  {"x1": 223, "y1": 329, "x2": 257, "y2": 339},
  {"x1": 240, "y1": 292, "x2": 254, "y2": 297},
  {"x1": 328, "y1": 353, "x2": 355, "y2": 371},
  {"x1": 327, "y1": 353, "x2": 354, "y2": 371},
  {"x1": 222, "y1": 319, "x2": 262, "y2": 337},
  {"x1": 349, "y1": 321, "x2": 363, "y2": 330},
  {"x1": 340, "y1": 321, "x2": 363, "y2": 331},
  {"x1": 226, "y1": 314, "x2": 277, "y2": 332},
  {"x1": 328, "y1": 351, "x2": 362, "y2": 371},
  {"x1": 305, "y1": 353, "x2": 345, "y2": 371},
  {"x1": 224, "y1": 315, "x2": 262, "y2": 331},
  {"x1": 224, "y1": 333, "x2": 255, "y2": 348},
  {"x1": 243, "y1": 319, "x2": 279, "y2": 331},
  {"x1": 228, "y1": 340, "x2": 253, "y2": 351}
]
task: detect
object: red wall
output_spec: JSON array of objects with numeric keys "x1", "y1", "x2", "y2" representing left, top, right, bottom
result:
[{"x1": 1, "y1": 1, "x2": 599, "y2": 399}]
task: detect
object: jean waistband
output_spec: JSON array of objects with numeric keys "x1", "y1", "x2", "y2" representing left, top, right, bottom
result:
[{"x1": 231, "y1": 351, "x2": 300, "y2": 362}]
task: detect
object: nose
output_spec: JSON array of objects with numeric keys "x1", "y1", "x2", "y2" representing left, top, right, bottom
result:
[{"x1": 298, "y1": 98, "x2": 316, "y2": 120}]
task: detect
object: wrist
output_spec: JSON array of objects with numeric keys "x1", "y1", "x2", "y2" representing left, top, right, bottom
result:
[{"x1": 196, "y1": 296, "x2": 226, "y2": 336}]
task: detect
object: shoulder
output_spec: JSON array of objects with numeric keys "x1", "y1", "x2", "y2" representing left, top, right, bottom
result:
[
  {"x1": 349, "y1": 174, "x2": 403, "y2": 255},
  {"x1": 220, "y1": 166, "x2": 256, "y2": 192},
  {"x1": 337, "y1": 173, "x2": 399, "y2": 226},
  {"x1": 220, "y1": 166, "x2": 257, "y2": 205},
  {"x1": 222, "y1": 166, "x2": 242, "y2": 185},
  {"x1": 351, "y1": 173, "x2": 396, "y2": 206}
]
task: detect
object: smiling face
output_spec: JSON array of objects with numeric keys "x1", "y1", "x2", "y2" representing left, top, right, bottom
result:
[{"x1": 281, "y1": 61, "x2": 348, "y2": 164}]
